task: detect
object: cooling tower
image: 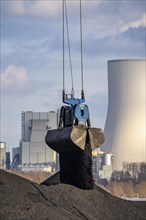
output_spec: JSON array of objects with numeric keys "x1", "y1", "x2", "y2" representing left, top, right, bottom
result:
[{"x1": 102, "y1": 59, "x2": 146, "y2": 170}]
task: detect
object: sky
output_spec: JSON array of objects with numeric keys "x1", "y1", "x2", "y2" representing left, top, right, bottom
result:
[{"x1": 0, "y1": 0, "x2": 146, "y2": 152}]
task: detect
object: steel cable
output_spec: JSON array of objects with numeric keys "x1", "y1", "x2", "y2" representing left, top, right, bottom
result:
[
  {"x1": 64, "y1": 0, "x2": 74, "y2": 94},
  {"x1": 62, "y1": 0, "x2": 65, "y2": 93},
  {"x1": 80, "y1": 0, "x2": 84, "y2": 96}
]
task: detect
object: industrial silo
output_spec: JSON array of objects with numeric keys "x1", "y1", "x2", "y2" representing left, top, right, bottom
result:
[{"x1": 102, "y1": 59, "x2": 146, "y2": 170}]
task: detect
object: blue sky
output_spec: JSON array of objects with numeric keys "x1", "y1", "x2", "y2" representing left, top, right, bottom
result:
[{"x1": 1, "y1": 0, "x2": 146, "y2": 152}]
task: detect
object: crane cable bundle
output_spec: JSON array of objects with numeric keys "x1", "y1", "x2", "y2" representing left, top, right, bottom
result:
[{"x1": 62, "y1": 0, "x2": 84, "y2": 102}]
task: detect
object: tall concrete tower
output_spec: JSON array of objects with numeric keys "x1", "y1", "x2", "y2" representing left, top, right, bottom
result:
[{"x1": 102, "y1": 59, "x2": 146, "y2": 170}]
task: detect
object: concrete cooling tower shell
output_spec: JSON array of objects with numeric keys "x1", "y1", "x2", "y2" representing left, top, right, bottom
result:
[{"x1": 102, "y1": 59, "x2": 146, "y2": 170}]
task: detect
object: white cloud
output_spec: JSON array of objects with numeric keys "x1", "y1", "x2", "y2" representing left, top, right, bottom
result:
[
  {"x1": 2, "y1": 0, "x2": 144, "y2": 40},
  {"x1": 2, "y1": 0, "x2": 102, "y2": 17},
  {"x1": 121, "y1": 13, "x2": 146, "y2": 32},
  {"x1": 27, "y1": 1, "x2": 60, "y2": 17},
  {"x1": 84, "y1": 12, "x2": 146, "y2": 39},
  {"x1": 1, "y1": 65, "x2": 29, "y2": 94},
  {"x1": 81, "y1": 1, "x2": 145, "y2": 39},
  {"x1": 1, "y1": 64, "x2": 58, "y2": 97},
  {"x1": 3, "y1": 0, "x2": 61, "y2": 17}
]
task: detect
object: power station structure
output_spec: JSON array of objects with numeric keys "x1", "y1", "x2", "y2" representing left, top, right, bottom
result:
[
  {"x1": 20, "y1": 111, "x2": 58, "y2": 168},
  {"x1": 92, "y1": 149, "x2": 113, "y2": 182},
  {"x1": 11, "y1": 147, "x2": 21, "y2": 170},
  {"x1": 0, "y1": 142, "x2": 6, "y2": 170},
  {"x1": 102, "y1": 59, "x2": 146, "y2": 171}
]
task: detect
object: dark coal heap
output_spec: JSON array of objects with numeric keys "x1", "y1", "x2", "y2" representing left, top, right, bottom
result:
[
  {"x1": 59, "y1": 142, "x2": 94, "y2": 190},
  {"x1": 0, "y1": 170, "x2": 146, "y2": 220}
]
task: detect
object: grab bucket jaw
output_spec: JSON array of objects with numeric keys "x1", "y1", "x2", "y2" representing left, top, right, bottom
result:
[
  {"x1": 89, "y1": 128, "x2": 105, "y2": 151},
  {"x1": 45, "y1": 126, "x2": 87, "y2": 153}
]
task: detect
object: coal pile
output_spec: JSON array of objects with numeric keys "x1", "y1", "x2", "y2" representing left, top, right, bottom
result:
[
  {"x1": 59, "y1": 141, "x2": 94, "y2": 190},
  {"x1": 0, "y1": 170, "x2": 146, "y2": 220}
]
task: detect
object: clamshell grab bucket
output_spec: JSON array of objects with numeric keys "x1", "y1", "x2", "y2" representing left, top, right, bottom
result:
[
  {"x1": 45, "y1": 126, "x2": 87, "y2": 153},
  {"x1": 45, "y1": 125, "x2": 105, "y2": 153}
]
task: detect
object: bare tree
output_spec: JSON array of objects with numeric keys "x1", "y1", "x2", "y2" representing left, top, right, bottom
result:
[{"x1": 139, "y1": 162, "x2": 146, "y2": 173}]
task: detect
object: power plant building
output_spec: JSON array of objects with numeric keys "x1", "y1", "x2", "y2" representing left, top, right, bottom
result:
[
  {"x1": 21, "y1": 111, "x2": 58, "y2": 165},
  {"x1": 11, "y1": 147, "x2": 21, "y2": 169},
  {"x1": 102, "y1": 59, "x2": 146, "y2": 170},
  {"x1": 0, "y1": 142, "x2": 6, "y2": 170},
  {"x1": 6, "y1": 152, "x2": 11, "y2": 170}
]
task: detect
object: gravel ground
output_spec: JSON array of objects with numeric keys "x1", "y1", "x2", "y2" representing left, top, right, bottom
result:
[{"x1": 0, "y1": 170, "x2": 146, "y2": 220}]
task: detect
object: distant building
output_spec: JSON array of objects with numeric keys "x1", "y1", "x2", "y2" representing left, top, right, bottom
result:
[
  {"x1": 17, "y1": 164, "x2": 54, "y2": 173},
  {"x1": 11, "y1": 147, "x2": 21, "y2": 169},
  {"x1": 92, "y1": 149, "x2": 113, "y2": 183},
  {"x1": 0, "y1": 142, "x2": 6, "y2": 170},
  {"x1": 20, "y1": 111, "x2": 58, "y2": 166},
  {"x1": 92, "y1": 149, "x2": 99, "y2": 180},
  {"x1": 6, "y1": 152, "x2": 11, "y2": 170}
]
